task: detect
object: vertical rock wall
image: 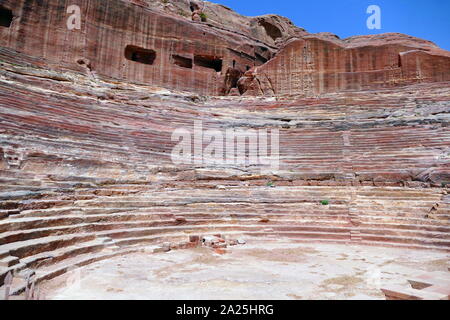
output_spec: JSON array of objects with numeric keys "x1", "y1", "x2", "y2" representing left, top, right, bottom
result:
[
  {"x1": 0, "y1": 0, "x2": 449, "y2": 97},
  {"x1": 241, "y1": 37, "x2": 450, "y2": 96},
  {"x1": 0, "y1": 0, "x2": 276, "y2": 95}
]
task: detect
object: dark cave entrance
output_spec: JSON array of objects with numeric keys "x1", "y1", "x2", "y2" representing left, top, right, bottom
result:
[
  {"x1": 173, "y1": 55, "x2": 193, "y2": 69},
  {"x1": 0, "y1": 7, "x2": 13, "y2": 28},
  {"x1": 223, "y1": 68, "x2": 242, "y2": 95},
  {"x1": 125, "y1": 45, "x2": 156, "y2": 65},
  {"x1": 259, "y1": 20, "x2": 282, "y2": 41},
  {"x1": 194, "y1": 55, "x2": 223, "y2": 72},
  {"x1": 189, "y1": 1, "x2": 200, "y2": 12}
]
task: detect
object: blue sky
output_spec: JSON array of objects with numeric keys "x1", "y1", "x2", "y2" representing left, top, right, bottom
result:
[{"x1": 213, "y1": 0, "x2": 450, "y2": 51}]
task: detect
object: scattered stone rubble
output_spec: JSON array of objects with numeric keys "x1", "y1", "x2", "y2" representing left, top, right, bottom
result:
[{"x1": 152, "y1": 234, "x2": 246, "y2": 255}]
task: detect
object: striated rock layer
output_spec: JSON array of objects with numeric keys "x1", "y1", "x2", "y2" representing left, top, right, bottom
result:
[{"x1": 0, "y1": 0, "x2": 449, "y2": 296}]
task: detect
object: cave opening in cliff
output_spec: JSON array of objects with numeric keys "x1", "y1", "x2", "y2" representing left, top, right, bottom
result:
[
  {"x1": 125, "y1": 45, "x2": 156, "y2": 65},
  {"x1": 223, "y1": 68, "x2": 242, "y2": 94},
  {"x1": 258, "y1": 20, "x2": 282, "y2": 41},
  {"x1": 189, "y1": 1, "x2": 200, "y2": 12},
  {"x1": 194, "y1": 55, "x2": 223, "y2": 72},
  {"x1": 173, "y1": 55, "x2": 193, "y2": 69},
  {"x1": 0, "y1": 7, "x2": 13, "y2": 28},
  {"x1": 255, "y1": 52, "x2": 268, "y2": 64}
]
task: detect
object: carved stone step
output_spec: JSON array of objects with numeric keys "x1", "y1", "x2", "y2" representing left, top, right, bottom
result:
[{"x1": 0, "y1": 256, "x2": 20, "y2": 268}]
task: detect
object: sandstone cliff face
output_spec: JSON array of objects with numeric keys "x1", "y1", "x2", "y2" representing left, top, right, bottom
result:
[
  {"x1": 0, "y1": 1, "x2": 449, "y2": 290},
  {"x1": 1, "y1": 0, "x2": 448, "y2": 97},
  {"x1": 0, "y1": 0, "x2": 285, "y2": 96},
  {"x1": 240, "y1": 36, "x2": 450, "y2": 96}
]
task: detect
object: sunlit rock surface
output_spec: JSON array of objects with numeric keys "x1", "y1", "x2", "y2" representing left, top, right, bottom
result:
[{"x1": 0, "y1": 0, "x2": 449, "y2": 299}]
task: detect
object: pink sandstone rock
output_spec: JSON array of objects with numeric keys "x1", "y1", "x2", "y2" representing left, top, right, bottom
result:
[
  {"x1": 240, "y1": 35, "x2": 450, "y2": 96},
  {"x1": 0, "y1": 0, "x2": 449, "y2": 299},
  {"x1": 1, "y1": 0, "x2": 447, "y2": 96}
]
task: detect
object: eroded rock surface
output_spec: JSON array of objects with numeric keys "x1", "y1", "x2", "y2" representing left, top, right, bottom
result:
[
  {"x1": 1, "y1": 0, "x2": 448, "y2": 96},
  {"x1": 0, "y1": 0, "x2": 449, "y2": 298}
]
